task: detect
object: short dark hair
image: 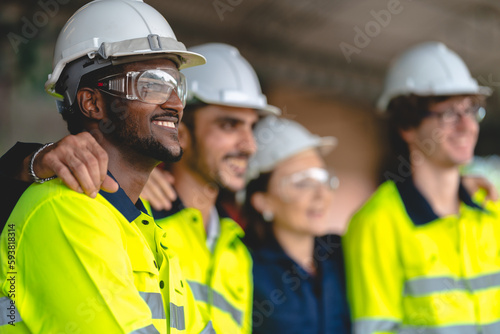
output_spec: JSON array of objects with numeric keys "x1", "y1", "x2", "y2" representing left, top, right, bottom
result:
[
  {"x1": 180, "y1": 100, "x2": 207, "y2": 135},
  {"x1": 56, "y1": 63, "x2": 123, "y2": 134}
]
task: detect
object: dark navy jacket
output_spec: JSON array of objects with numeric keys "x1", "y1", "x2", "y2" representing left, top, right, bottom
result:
[{"x1": 251, "y1": 234, "x2": 351, "y2": 334}]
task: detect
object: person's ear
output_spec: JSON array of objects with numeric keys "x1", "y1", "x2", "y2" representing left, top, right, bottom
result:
[
  {"x1": 251, "y1": 192, "x2": 271, "y2": 215},
  {"x1": 77, "y1": 88, "x2": 105, "y2": 120},
  {"x1": 178, "y1": 123, "x2": 191, "y2": 150},
  {"x1": 252, "y1": 192, "x2": 276, "y2": 222},
  {"x1": 399, "y1": 127, "x2": 416, "y2": 145}
]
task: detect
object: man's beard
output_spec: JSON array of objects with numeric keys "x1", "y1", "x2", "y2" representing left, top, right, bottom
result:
[
  {"x1": 188, "y1": 131, "x2": 248, "y2": 192},
  {"x1": 106, "y1": 101, "x2": 183, "y2": 163},
  {"x1": 124, "y1": 130, "x2": 183, "y2": 163}
]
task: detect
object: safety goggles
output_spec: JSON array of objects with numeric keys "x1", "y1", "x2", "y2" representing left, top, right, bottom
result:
[
  {"x1": 278, "y1": 167, "x2": 339, "y2": 202},
  {"x1": 96, "y1": 68, "x2": 187, "y2": 106}
]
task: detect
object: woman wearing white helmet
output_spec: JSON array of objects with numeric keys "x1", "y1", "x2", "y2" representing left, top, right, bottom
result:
[{"x1": 242, "y1": 116, "x2": 351, "y2": 333}]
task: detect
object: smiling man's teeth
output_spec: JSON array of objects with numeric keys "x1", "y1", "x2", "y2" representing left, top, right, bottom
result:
[
  {"x1": 227, "y1": 157, "x2": 247, "y2": 169},
  {"x1": 153, "y1": 120, "x2": 175, "y2": 129}
]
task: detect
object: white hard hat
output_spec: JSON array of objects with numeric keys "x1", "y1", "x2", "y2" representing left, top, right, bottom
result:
[
  {"x1": 377, "y1": 41, "x2": 491, "y2": 111},
  {"x1": 246, "y1": 116, "x2": 337, "y2": 182},
  {"x1": 183, "y1": 43, "x2": 281, "y2": 115},
  {"x1": 46, "y1": 0, "x2": 206, "y2": 106}
]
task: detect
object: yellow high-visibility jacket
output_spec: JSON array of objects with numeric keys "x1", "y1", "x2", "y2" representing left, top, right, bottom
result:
[
  {"x1": 150, "y1": 200, "x2": 253, "y2": 334},
  {"x1": 343, "y1": 180, "x2": 500, "y2": 334},
  {"x1": 0, "y1": 179, "x2": 212, "y2": 333}
]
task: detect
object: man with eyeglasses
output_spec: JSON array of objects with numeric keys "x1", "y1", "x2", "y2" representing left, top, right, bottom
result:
[
  {"x1": 343, "y1": 41, "x2": 500, "y2": 334},
  {"x1": 0, "y1": 0, "x2": 213, "y2": 332}
]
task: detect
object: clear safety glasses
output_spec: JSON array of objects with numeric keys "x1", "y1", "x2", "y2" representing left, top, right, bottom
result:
[
  {"x1": 424, "y1": 105, "x2": 486, "y2": 126},
  {"x1": 278, "y1": 167, "x2": 339, "y2": 202},
  {"x1": 96, "y1": 68, "x2": 187, "y2": 106}
]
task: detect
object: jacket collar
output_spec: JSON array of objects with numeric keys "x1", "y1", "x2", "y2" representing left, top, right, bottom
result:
[
  {"x1": 99, "y1": 171, "x2": 149, "y2": 223},
  {"x1": 395, "y1": 177, "x2": 484, "y2": 226},
  {"x1": 255, "y1": 234, "x2": 326, "y2": 265},
  {"x1": 150, "y1": 190, "x2": 231, "y2": 220},
  {"x1": 151, "y1": 196, "x2": 185, "y2": 220}
]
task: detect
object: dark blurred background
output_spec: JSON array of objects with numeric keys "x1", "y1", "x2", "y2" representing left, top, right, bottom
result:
[{"x1": 2, "y1": 0, "x2": 500, "y2": 231}]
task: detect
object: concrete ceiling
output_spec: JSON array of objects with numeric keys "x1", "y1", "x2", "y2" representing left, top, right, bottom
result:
[
  {"x1": 145, "y1": 0, "x2": 500, "y2": 104},
  {"x1": 1, "y1": 0, "x2": 500, "y2": 154},
  {"x1": 2, "y1": 0, "x2": 500, "y2": 102}
]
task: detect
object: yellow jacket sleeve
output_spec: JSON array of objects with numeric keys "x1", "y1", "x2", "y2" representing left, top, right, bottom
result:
[{"x1": 343, "y1": 200, "x2": 404, "y2": 334}]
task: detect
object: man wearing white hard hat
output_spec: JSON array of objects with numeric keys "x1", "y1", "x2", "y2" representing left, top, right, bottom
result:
[
  {"x1": 243, "y1": 116, "x2": 351, "y2": 333},
  {"x1": 343, "y1": 41, "x2": 500, "y2": 333},
  {"x1": 0, "y1": 0, "x2": 214, "y2": 332},
  {"x1": 142, "y1": 43, "x2": 280, "y2": 334},
  {"x1": 0, "y1": 42, "x2": 279, "y2": 333}
]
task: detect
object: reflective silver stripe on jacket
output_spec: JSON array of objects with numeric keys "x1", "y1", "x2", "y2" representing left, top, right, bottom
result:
[
  {"x1": 212, "y1": 290, "x2": 242, "y2": 325},
  {"x1": 199, "y1": 320, "x2": 216, "y2": 334},
  {"x1": 354, "y1": 319, "x2": 500, "y2": 334},
  {"x1": 188, "y1": 280, "x2": 243, "y2": 326},
  {"x1": 399, "y1": 321, "x2": 500, "y2": 334},
  {"x1": 482, "y1": 321, "x2": 500, "y2": 334},
  {"x1": 189, "y1": 280, "x2": 209, "y2": 302},
  {"x1": 468, "y1": 272, "x2": 500, "y2": 291},
  {"x1": 131, "y1": 324, "x2": 160, "y2": 334},
  {"x1": 139, "y1": 292, "x2": 166, "y2": 319},
  {"x1": 405, "y1": 271, "x2": 500, "y2": 296},
  {"x1": 170, "y1": 303, "x2": 186, "y2": 330},
  {"x1": 354, "y1": 319, "x2": 399, "y2": 334},
  {"x1": 0, "y1": 297, "x2": 21, "y2": 326}
]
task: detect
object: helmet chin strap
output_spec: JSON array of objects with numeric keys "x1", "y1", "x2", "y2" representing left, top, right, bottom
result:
[{"x1": 55, "y1": 56, "x2": 113, "y2": 110}]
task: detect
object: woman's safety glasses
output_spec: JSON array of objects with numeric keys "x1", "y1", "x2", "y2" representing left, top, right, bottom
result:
[
  {"x1": 97, "y1": 68, "x2": 187, "y2": 106},
  {"x1": 278, "y1": 167, "x2": 339, "y2": 202}
]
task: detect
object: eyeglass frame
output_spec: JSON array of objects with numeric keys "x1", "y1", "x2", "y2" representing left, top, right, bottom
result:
[{"x1": 422, "y1": 104, "x2": 486, "y2": 126}]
